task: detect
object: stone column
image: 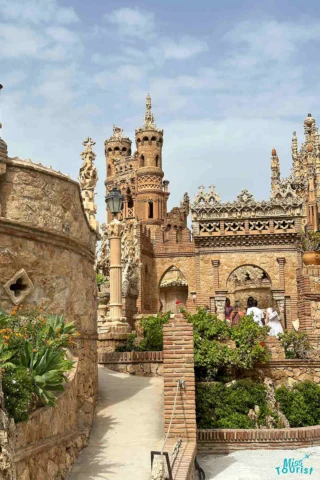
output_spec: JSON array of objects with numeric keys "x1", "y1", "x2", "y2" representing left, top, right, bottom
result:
[
  {"x1": 277, "y1": 257, "x2": 286, "y2": 291},
  {"x1": 107, "y1": 218, "x2": 130, "y2": 330},
  {"x1": 215, "y1": 291, "x2": 227, "y2": 320}
]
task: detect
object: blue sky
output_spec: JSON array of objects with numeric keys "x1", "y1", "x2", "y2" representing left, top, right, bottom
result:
[{"x1": 1, "y1": 0, "x2": 320, "y2": 225}]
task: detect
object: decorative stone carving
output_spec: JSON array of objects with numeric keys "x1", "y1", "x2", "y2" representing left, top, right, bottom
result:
[
  {"x1": 215, "y1": 293, "x2": 227, "y2": 321},
  {"x1": 107, "y1": 220, "x2": 123, "y2": 238},
  {"x1": 121, "y1": 220, "x2": 140, "y2": 297},
  {"x1": 228, "y1": 266, "x2": 271, "y2": 291},
  {"x1": 3, "y1": 269, "x2": 34, "y2": 305},
  {"x1": 79, "y1": 137, "x2": 99, "y2": 232},
  {"x1": 191, "y1": 186, "x2": 303, "y2": 222}
]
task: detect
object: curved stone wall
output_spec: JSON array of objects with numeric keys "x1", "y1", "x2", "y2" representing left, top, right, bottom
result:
[{"x1": 0, "y1": 157, "x2": 98, "y2": 478}]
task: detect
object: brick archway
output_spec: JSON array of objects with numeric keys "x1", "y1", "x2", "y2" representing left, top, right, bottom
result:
[
  {"x1": 226, "y1": 264, "x2": 272, "y2": 310},
  {"x1": 159, "y1": 265, "x2": 188, "y2": 313}
]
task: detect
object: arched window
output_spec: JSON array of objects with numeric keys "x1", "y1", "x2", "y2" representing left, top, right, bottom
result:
[
  {"x1": 148, "y1": 201, "x2": 154, "y2": 219},
  {"x1": 122, "y1": 147, "x2": 127, "y2": 152},
  {"x1": 137, "y1": 138, "x2": 141, "y2": 143},
  {"x1": 151, "y1": 136, "x2": 157, "y2": 141},
  {"x1": 128, "y1": 198, "x2": 134, "y2": 209},
  {"x1": 140, "y1": 154, "x2": 145, "y2": 167},
  {"x1": 114, "y1": 146, "x2": 120, "y2": 151},
  {"x1": 143, "y1": 136, "x2": 148, "y2": 142},
  {"x1": 107, "y1": 147, "x2": 112, "y2": 152},
  {"x1": 155, "y1": 155, "x2": 159, "y2": 167}
]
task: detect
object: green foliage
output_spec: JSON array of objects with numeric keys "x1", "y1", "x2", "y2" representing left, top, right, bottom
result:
[
  {"x1": 0, "y1": 305, "x2": 77, "y2": 422},
  {"x1": 196, "y1": 379, "x2": 272, "y2": 429},
  {"x1": 183, "y1": 308, "x2": 270, "y2": 380},
  {"x1": 97, "y1": 272, "x2": 109, "y2": 289},
  {"x1": 2, "y1": 366, "x2": 33, "y2": 423},
  {"x1": 115, "y1": 333, "x2": 140, "y2": 352},
  {"x1": 116, "y1": 312, "x2": 171, "y2": 352},
  {"x1": 275, "y1": 381, "x2": 320, "y2": 427},
  {"x1": 300, "y1": 230, "x2": 320, "y2": 252},
  {"x1": 278, "y1": 331, "x2": 312, "y2": 359}
]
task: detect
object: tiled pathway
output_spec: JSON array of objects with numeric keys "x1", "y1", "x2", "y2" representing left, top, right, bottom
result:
[{"x1": 68, "y1": 367, "x2": 163, "y2": 479}]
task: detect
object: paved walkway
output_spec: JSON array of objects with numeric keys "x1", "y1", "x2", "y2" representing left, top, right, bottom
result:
[
  {"x1": 200, "y1": 446, "x2": 320, "y2": 479},
  {"x1": 68, "y1": 367, "x2": 164, "y2": 480}
]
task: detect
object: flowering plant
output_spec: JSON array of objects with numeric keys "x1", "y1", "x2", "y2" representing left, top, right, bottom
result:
[{"x1": 0, "y1": 305, "x2": 78, "y2": 422}]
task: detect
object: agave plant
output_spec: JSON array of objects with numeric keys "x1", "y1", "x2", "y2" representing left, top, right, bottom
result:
[{"x1": 17, "y1": 340, "x2": 74, "y2": 407}]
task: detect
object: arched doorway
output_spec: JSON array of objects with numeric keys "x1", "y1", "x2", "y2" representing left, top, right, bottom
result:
[
  {"x1": 159, "y1": 266, "x2": 188, "y2": 312},
  {"x1": 227, "y1": 265, "x2": 272, "y2": 310}
]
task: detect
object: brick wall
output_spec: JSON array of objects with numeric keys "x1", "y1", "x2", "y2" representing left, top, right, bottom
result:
[
  {"x1": 163, "y1": 314, "x2": 197, "y2": 441},
  {"x1": 198, "y1": 425, "x2": 320, "y2": 454}
]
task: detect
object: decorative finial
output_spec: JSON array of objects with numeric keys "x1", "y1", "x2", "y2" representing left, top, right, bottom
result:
[
  {"x1": 144, "y1": 93, "x2": 156, "y2": 129},
  {"x1": 271, "y1": 148, "x2": 277, "y2": 156}
]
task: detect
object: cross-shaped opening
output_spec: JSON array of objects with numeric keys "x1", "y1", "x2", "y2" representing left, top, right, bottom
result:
[{"x1": 9, "y1": 277, "x2": 28, "y2": 298}]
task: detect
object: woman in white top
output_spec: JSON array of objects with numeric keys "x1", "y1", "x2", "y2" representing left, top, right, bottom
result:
[
  {"x1": 246, "y1": 298, "x2": 264, "y2": 327},
  {"x1": 265, "y1": 307, "x2": 284, "y2": 337}
]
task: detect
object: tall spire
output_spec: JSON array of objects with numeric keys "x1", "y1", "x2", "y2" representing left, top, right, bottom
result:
[{"x1": 143, "y1": 93, "x2": 156, "y2": 129}]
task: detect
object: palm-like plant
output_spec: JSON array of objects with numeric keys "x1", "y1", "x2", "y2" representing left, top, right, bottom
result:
[{"x1": 18, "y1": 341, "x2": 74, "y2": 407}]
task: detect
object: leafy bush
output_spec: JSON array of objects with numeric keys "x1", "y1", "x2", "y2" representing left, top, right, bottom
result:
[
  {"x1": 183, "y1": 308, "x2": 270, "y2": 381},
  {"x1": 196, "y1": 379, "x2": 272, "y2": 429},
  {"x1": 275, "y1": 381, "x2": 320, "y2": 427},
  {"x1": 116, "y1": 312, "x2": 170, "y2": 352},
  {"x1": 0, "y1": 305, "x2": 77, "y2": 422},
  {"x1": 2, "y1": 366, "x2": 33, "y2": 423},
  {"x1": 278, "y1": 331, "x2": 312, "y2": 359}
]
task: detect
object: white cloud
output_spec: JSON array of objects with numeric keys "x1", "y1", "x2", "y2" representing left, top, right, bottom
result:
[
  {"x1": 105, "y1": 7, "x2": 156, "y2": 39},
  {"x1": 0, "y1": 22, "x2": 81, "y2": 61},
  {"x1": 0, "y1": 0, "x2": 79, "y2": 25},
  {"x1": 150, "y1": 37, "x2": 208, "y2": 61}
]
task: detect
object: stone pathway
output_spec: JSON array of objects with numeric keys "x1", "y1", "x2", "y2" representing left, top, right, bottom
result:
[
  {"x1": 200, "y1": 446, "x2": 320, "y2": 479},
  {"x1": 68, "y1": 367, "x2": 163, "y2": 480}
]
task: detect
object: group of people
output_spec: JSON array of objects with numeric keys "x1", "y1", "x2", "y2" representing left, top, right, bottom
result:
[{"x1": 225, "y1": 296, "x2": 284, "y2": 337}]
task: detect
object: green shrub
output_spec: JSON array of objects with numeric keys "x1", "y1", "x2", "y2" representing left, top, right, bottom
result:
[
  {"x1": 183, "y1": 308, "x2": 270, "y2": 381},
  {"x1": 2, "y1": 366, "x2": 33, "y2": 423},
  {"x1": 116, "y1": 312, "x2": 170, "y2": 352},
  {"x1": 278, "y1": 331, "x2": 312, "y2": 359},
  {"x1": 115, "y1": 333, "x2": 140, "y2": 352},
  {"x1": 196, "y1": 379, "x2": 271, "y2": 429},
  {"x1": 275, "y1": 381, "x2": 320, "y2": 427}
]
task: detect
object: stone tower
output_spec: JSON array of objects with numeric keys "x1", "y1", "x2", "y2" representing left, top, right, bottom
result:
[
  {"x1": 104, "y1": 126, "x2": 133, "y2": 223},
  {"x1": 134, "y1": 94, "x2": 169, "y2": 232}
]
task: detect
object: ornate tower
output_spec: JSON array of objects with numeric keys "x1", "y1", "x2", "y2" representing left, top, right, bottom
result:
[
  {"x1": 104, "y1": 126, "x2": 133, "y2": 223},
  {"x1": 134, "y1": 94, "x2": 169, "y2": 231},
  {"x1": 105, "y1": 125, "x2": 132, "y2": 182}
]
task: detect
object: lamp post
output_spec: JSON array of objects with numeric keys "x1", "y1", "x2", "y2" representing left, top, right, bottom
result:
[{"x1": 105, "y1": 187, "x2": 129, "y2": 327}]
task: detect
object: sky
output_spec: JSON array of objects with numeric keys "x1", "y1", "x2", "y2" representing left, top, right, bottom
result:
[{"x1": 1, "y1": 0, "x2": 320, "y2": 225}]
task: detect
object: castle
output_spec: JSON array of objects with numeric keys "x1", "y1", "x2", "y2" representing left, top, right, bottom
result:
[{"x1": 100, "y1": 95, "x2": 320, "y2": 332}]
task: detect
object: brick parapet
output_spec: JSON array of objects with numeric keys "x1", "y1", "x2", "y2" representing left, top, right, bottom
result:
[{"x1": 197, "y1": 425, "x2": 320, "y2": 453}]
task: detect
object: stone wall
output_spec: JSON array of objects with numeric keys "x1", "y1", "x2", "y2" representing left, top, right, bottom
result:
[
  {"x1": 0, "y1": 156, "x2": 98, "y2": 478},
  {"x1": 252, "y1": 359, "x2": 320, "y2": 387}
]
